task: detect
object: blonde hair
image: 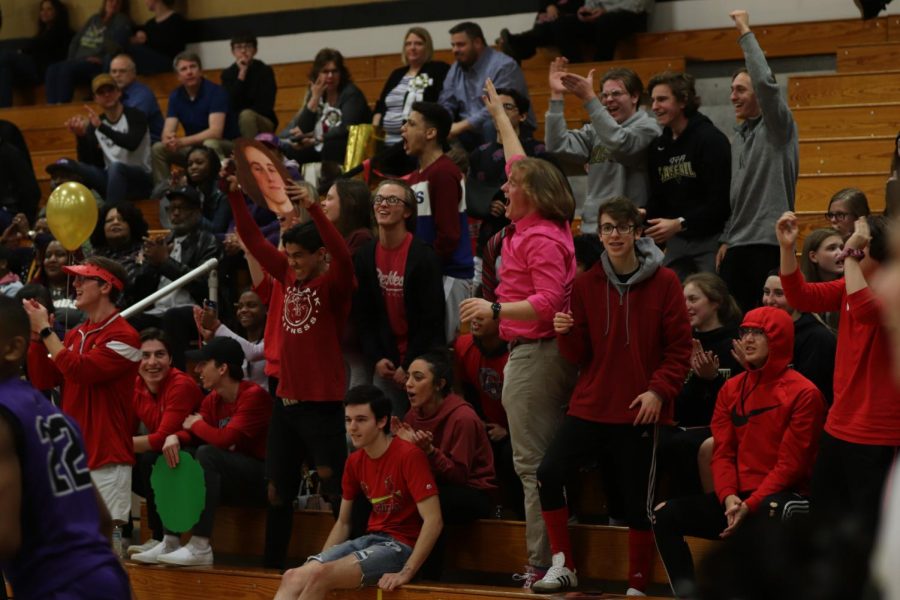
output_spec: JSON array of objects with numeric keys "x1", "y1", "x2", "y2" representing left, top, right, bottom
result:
[
  {"x1": 402, "y1": 27, "x2": 434, "y2": 65},
  {"x1": 509, "y1": 158, "x2": 575, "y2": 223}
]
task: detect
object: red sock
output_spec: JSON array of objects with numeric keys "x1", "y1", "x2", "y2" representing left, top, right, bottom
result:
[
  {"x1": 541, "y1": 507, "x2": 575, "y2": 569},
  {"x1": 628, "y1": 528, "x2": 654, "y2": 591}
]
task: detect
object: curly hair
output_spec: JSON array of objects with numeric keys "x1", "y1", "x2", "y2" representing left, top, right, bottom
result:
[{"x1": 90, "y1": 202, "x2": 149, "y2": 249}]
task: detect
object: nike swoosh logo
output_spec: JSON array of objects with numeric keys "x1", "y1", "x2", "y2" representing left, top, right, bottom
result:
[{"x1": 731, "y1": 404, "x2": 780, "y2": 427}]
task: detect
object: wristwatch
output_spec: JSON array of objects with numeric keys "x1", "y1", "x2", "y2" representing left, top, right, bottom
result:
[
  {"x1": 491, "y1": 302, "x2": 502, "y2": 321},
  {"x1": 39, "y1": 326, "x2": 54, "y2": 340}
]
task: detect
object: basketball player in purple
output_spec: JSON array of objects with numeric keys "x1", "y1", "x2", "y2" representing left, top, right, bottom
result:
[{"x1": 0, "y1": 297, "x2": 130, "y2": 599}]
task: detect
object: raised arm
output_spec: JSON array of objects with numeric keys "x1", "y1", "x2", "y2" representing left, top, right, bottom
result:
[{"x1": 483, "y1": 78, "x2": 525, "y2": 162}]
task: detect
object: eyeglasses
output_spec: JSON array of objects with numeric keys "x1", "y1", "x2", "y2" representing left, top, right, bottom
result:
[
  {"x1": 825, "y1": 211, "x2": 853, "y2": 221},
  {"x1": 599, "y1": 223, "x2": 636, "y2": 236},
  {"x1": 738, "y1": 326, "x2": 766, "y2": 339},
  {"x1": 372, "y1": 195, "x2": 407, "y2": 207},
  {"x1": 600, "y1": 90, "x2": 628, "y2": 100}
]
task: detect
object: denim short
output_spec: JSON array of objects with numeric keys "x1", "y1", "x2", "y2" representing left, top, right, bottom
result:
[{"x1": 308, "y1": 533, "x2": 413, "y2": 586}]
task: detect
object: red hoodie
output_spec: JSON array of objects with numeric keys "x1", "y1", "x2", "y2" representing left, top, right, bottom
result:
[
  {"x1": 711, "y1": 307, "x2": 826, "y2": 513},
  {"x1": 132, "y1": 368, "x2": 203, "y2": 452},
  {"x1": 781, "y1": 269, "x2": 900, "y2": 446},
  {"x1": 557, "y1": 239, "x2": 693, "y2": 424},
  {"x1": 403, "y1": 393, "x2": 496, "y2": 490}
]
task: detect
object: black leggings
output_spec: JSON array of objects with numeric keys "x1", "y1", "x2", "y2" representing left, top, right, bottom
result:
[
  {"x1": 653, "y1": 491, "x2": 808, "y2": 597},
  {"x1": 537, "y1": 416, "x2": 656, "y2": 529}
]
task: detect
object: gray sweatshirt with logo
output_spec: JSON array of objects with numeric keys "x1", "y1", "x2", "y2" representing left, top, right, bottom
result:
[
  {"x1": 545, "y1": 97, "x2": 660, "y2": 234},
  {"x1": 723, "y1": 31, "x2": 799, "y2": 248}
]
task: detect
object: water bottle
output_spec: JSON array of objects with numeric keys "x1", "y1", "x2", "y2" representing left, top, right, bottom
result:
[{"x1": 112, "y1": 524, "x2": 124, "y2": 558}]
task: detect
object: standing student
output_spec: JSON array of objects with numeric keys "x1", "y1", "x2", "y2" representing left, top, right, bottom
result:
[
  {"x1": 0, "y1": 297, "x2": 132, "y2": 600},
  {"x1": 459, "y1": 79, "x2": 577, "y2": 588},
  {"x1": 227, "y1": 175, "x2": 354, "y2": 570},
  {"x1": 24, "y1": 257, "x2": 141, "y2": 534}
]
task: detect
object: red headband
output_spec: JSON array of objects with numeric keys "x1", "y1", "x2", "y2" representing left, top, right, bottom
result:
[{"x1": 62, "y1": 264, "x2": 125, "y2": 291}]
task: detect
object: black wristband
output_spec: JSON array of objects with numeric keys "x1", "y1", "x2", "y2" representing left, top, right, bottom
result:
[
  {"x1": 491, "y1": 302, "x2": 501, "y2": 321},
  {"x1": 39, "y1": 326, "x2": 54, "y2": 340}
]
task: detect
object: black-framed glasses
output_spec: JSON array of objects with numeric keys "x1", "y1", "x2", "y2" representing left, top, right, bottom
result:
[
  {"x1": 372, "y1": 195, "x2": 406, "y2": 207},
  {"x1": 825, "y1": 211, "x2": 853, "y2": 221},
  {"x1": 738, "y1": 326, "x2": 766, "y2": 339},
  {"x1": 599, "y1": 223, "x2": 636, "y2": 236}
]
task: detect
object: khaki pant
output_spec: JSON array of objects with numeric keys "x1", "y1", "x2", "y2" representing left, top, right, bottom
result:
[
  {"x1": 238, "y1": 109, "x2": 275, "y2": 139},
  {"x1": 151, "y1": 139, "x2": 235, "y2": 183},
  {"x1": 501, "y1": 337, "x2": 576, "y2": 567}
]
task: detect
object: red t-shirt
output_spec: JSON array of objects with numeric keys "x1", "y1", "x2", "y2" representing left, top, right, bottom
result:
[
  {"x1": 132, "y1": 368, "x2": 204, "y2": 452},
  {"x1": 342, "y1": 437, "x2": 438, "y2": 547},
  {"x1": 176, "y1": 380, "x2": 272, "y2": 460},
  {"x1": 376, "y1": 232, "x2": 413, "y2": 363},
  {"x1": 453, "y1": 334, "x2": 509, "y2": 429},
  {"x1": 254, "y1": 275, "x2": 283, "y2": 379}
]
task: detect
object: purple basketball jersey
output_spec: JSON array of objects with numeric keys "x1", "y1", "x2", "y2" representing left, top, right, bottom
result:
[{"x1": 0, "y1": 377, "x2": 129, "y2": 599}]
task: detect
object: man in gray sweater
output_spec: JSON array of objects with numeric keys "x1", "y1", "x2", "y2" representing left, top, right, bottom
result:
[
  {"x1": 544, "y1": 58, "x2": 660, "y2": 234},
  {"x1": 717, "y1": 9, "x2": 798, "y2": 313}
]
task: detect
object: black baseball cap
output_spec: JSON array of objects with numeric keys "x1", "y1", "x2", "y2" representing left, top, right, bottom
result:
[
  {"x1": 185, "y1": 337, "x2": 244, "y2": 368},
  {"x1": 165, "y1": 186, "x2": 202, "y2": 208}
]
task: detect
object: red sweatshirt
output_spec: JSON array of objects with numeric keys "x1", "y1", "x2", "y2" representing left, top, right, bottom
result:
[
  {"x1": 712, "y1": 307, "x2": 826, "y2": 512},
  {"x1": 557, "y1": 240, "x2": 692, "y2": 424},
  {"x1": 254, "y1": 274, "x2": 283, "y2": 380},
  {"x1": 781, "y1": 269, "x2": 900, "y2": 445},
  {"x1": 132, "y1": 368, "x2": 204, "y2": 452},
  {"x1": 403, "y1": 393, "x2": 496, "y2": 490},
  {"x1": 27, "y1": 312, "x2": 140, "y2": 469},
  {"x1": 229, "y1": 191, "x2": 356, "y2": 401},
  {"x1": 176, "y1": 380, "x2": 272, "y2": 460}
]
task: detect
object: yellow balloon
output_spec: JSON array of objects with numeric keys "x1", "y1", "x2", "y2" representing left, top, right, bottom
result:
[{"x1": 46, "y1": 182, "x2": 98, "y2": 251}]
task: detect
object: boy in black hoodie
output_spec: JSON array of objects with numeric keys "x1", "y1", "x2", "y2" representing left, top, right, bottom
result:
[{"x1": 645, "y1": 71, "x2": 731, "y2": 280}]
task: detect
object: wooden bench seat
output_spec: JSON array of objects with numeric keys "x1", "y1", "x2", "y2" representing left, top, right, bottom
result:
[
  {"x1": 789, "y1": 70, "x2": 900, "y2": 108},
  {"x1": 796, "y1": 172, "x2": 887, "y2": 212},
  {"x1": 621, "y1": 16, "x2": 889, "y2": 61},
  {"x1": 793, "y1": 103, "x2": 900, "y2": 139},
  {"x1": 837, "y1": 41, "x2": 900, "y2": 73},
  {"x1": 799, "y1": 136, "x2": 893, "y2": 175},
  {"x1": 521, "y1": 56, "x2": 686, "y2": 88}
]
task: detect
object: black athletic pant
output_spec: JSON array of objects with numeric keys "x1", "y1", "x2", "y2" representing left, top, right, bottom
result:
[
  {"x1": 657, "y1": 426, "x2": 712, "y2": 500},
  {"x1": 719, "y1": 244, "x2": 780, "y2": 315},
  {"x1": 654, "y1": 491, "x2": 808, "y2": 597},
  {"x1": 537, "y1": 416, "x2": 656, "y2": 529},
  {"x1": 811, "y1": 431, "x2": 897, "y2": 540},
  {"x1": 133, "y1": 451, "x2": 165, "y2": 541}
]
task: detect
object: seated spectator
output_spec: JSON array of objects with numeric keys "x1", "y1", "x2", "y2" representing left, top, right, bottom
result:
[
  {"x1": 0, "y1": 0, "x2": 73, "y2": 108},
  {"x1": 646, "y1": 71, "x2": 731, "y2": 280},
  {"x1": 453, "y1": 311, "x2": 522, "y2": 518},
  {"x1": 544, "y1": 61, "x2": 659, "y2": 234},
  {"x1": 762, "y1": 271, "x2": 837, "y2": 406},
  {"x1": 89, "y1": 202, "x2": 148, "y2": 304},
  {"x1": 777, "y1": 211, "x2": 900, "y2": 542},
  {"x1": 800, "y1": 228, "x2": 844, "y2": 331},
  {"x1": 398, "y1": 349, "x2": 495, "y2": 519},
  {"x1": 660, "y1": 273, "x2": 743, "y2": 498},
  {"x1": 127, "y1": 327, "x2": 203, "y2": 556},
  {"x1": 44, "y1": 0, "x2": 131, "y2": 104},
  {"x1": 321, "y1": 179, "x2": 374, "y2": 255},
  {"x1": 534, "y1": 196, "x2": 692, "y2": 595},
  {"x1": 221, "y1": 33, "x2": 278, "y2": 139},
  {"x1": 63, "y1": 73, "x2": 153, "y2": 204},
  {"x1": 275, "y1": 385, "x2": 442, "y2": 598},
  {"x1": 152, "y1": 51, "x2": 238, "y2": 183},
  {"x1": 133, "y1": 337, "x2": 271, "y2": 566},
  {"x1": 499, "y1": 0, "x2": 652, "y2": 63},
  {"x1": 0, "y1": 245, "x2": 23, "y2": 297},
  {"x1": 0, "y1": 121, "x2": 41, "y2": 226},
  {"x1": 109, "y1": 53, "x2": 164, "y2": 142},
  {"x1": 467, "y1": 87, "x2": 545, "y2": 267},
  {"x1": 131, "y1": 187, "x2": 221, "y2": 369},
  {"x1": 279, "y1": 48, "x2": 370, "y2": 171},
  {"x1": 158, "y1": 146, "x2": 230, "y2": 234},
  {"x1": 653, "y1": 306, "x2": 826, "y2": 598},
  {"x1": 353, "y1": 180, "x2": 446, "y2": 415},
  {"x1": 439, "y1": 21, "x2": 533, "y2": 151},
  {"x1": 126, "y1": 0, "x2": 188, "y2": 75},
  {"x1": 403, "y1": 101, "x2": 474, "y2": 340},
  {"x1": 371, "y1": 27, "x2": 449, "y2": 176},
  {"x1": 193, "y1": 289, "x2": 268, "y2": 389},
  {"x1": 29, "y1": 238, "x2": 84, "y2": 329},
  {"x1": 826, "y1": 188, "x2": 871, "y2": 241}
]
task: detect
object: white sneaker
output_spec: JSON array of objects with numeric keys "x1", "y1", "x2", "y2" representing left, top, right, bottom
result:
[
  {"x1": 626, "y1": 588, "x2": 647, "y2": 596},
  {"x1": 157, "y1": 542, "x2": 214, "y2": 567},
  {"x1": 131, "y1": 539, "x2": 181, "y2": 564},
  {"x1": 531, "y1": 552, "x2": 578, "y2": 593},
  {"x1": 126, "y1": 538, "x2": 161, "y2": 556}
]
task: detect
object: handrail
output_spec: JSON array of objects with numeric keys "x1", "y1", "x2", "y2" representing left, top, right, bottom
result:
[{"x1": 121, "y1": 258, "x2": 219, "y2": 319}]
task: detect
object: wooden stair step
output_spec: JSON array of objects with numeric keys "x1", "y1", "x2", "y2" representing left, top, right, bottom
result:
[
  {"x1": 794, "y1": 103, "x2": 900, "y2": 138},
  {"x1": 798, "y1": 136, "x2": 894, "y2": 175},
  {"x1": 789, "y1": 70, "x2": 900, "y2": 108},
  {"x1": 521, "y1": 56, "x2": 687, "y2": 89},
  {"x1": 796, "y1": 172, "x2": 887, "y2": 212},
  {"x1": 837, "y1": 41, "x2": 900, "y2": 73}
]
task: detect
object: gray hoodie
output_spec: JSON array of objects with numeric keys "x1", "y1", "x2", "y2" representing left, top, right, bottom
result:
[
  {"x1": 545, "y1": 98, "x2": 660, "y2": 234},
  {"x1": 723, "y1": 32, "x2": 798, "y2": 248},
  {"x1": 599, "y1": 237, "x2": 664, "y2": 346}
]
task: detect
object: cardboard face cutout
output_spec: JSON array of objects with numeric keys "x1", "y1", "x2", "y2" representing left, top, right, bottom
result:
[{"x1": 234, "y1": 138, "x2": 294, "y2": 216}]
